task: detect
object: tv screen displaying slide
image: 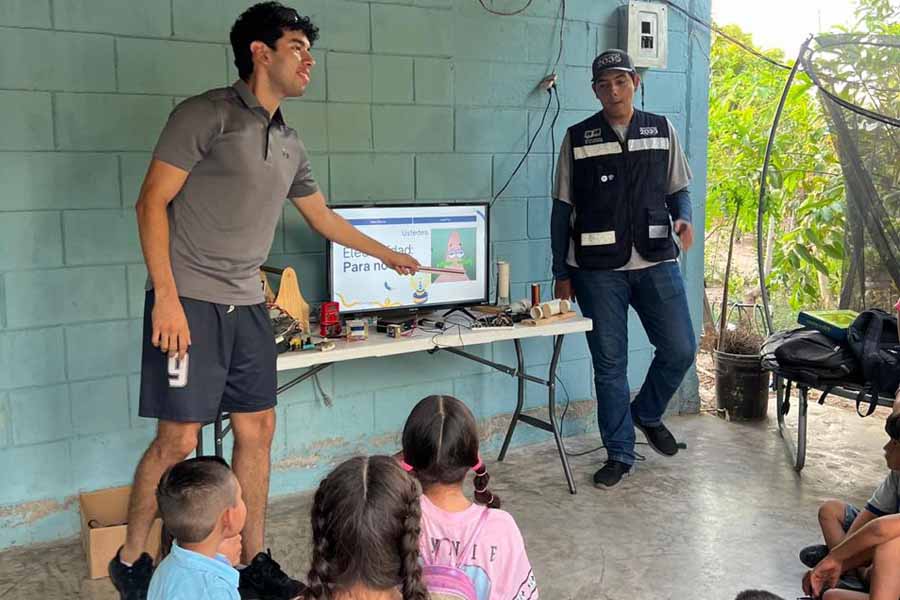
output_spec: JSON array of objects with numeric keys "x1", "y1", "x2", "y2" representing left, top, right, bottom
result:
[{"x1": 327, "y1": 203, "x2": 490, "y2": 315}]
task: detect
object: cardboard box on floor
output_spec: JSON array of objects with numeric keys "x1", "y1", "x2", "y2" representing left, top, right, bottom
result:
[{"x1": 79, "y1": 485, "x2": 163, "y2": 579}]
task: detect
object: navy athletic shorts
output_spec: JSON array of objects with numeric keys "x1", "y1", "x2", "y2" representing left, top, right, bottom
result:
[{"x1": 139, "y1": 291, "x2": 277, "y2": 423}]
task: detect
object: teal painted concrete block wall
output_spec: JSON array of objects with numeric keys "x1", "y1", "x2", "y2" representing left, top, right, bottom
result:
[{"x1": 0, "y1": 0, "x2": 710, "y2": 549}]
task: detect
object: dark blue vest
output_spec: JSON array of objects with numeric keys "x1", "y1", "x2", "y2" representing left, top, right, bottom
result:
[{"x1": 568, "y1": 109, "x2": 676, "y2": 270}]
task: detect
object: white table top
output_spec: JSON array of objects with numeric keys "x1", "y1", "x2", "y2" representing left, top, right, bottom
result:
[{"x1": 276, "y1": 316, "x2": 593, "y2": 372}]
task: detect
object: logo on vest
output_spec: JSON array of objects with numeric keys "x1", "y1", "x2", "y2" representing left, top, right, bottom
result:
[
  {"x1": 639, "y1": 126, "x2": 659, "y2": 136},
  {"x1": 584, "y1": 128, "x2": 603, "y2": 144},
  {"x1": 600, "y1": 174, "x2": 615, "y2": 183}
]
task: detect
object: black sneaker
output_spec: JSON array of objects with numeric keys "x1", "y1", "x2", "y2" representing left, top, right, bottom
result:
[
  {"x1": 799, "y1": 543, "x2": 828, "y2": 568},
  {"x1": 239, "y1": 549, "x2": 305, "y2": 600},
  {"x1": 632, "y1": 413, "x2": 679, "y2": 456},
  {"x1": 593, "y1": 460, "x2": 633, "y2": 488},
  {"x1": 108, "y1": 547, "x2": 154, "y2": 600}
]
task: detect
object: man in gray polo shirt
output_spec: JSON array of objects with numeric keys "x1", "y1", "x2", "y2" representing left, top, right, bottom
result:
[{"x1": 109, "y1": 3, "x2": 419, "y2": 599}]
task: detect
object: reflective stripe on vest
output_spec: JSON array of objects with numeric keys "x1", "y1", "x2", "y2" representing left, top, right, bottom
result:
[
  {"x1": 627, "y1": 137, "x2": 670, "y2": 152},
  {"x1": 573, "y1": 142, "x2": 623, "y2": 160}
]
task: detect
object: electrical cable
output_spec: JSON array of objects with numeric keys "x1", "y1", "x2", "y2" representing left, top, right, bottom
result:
[
  {"x1": 477, "y1": 0, "x2": 533, "y2": 16},
  {"x1": 490, "y1": 89, "x2": 554, "y2": 207},
  {"x1": 659, "y1": 0, "x2": 792, "y2": 71},
  {"x1": 555, "y1": 374, "x2": 647, "y2": 461}
]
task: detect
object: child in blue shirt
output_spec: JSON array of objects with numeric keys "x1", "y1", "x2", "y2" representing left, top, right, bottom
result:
[{"x1": 148, "y1": 456, "x2": 247, "y2": 600}]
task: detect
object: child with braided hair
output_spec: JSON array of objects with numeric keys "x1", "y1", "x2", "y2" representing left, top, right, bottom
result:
[
  {"x1": 400, "y1": 395, "x2": 538, "y2": 600},
  {"x1": 303, "y1": 455, "x2": 429, "y2": 600}
]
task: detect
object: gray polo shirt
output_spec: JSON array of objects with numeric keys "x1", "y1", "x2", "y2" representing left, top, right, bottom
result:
[{"x1": 150, "y1": 80, "x2": 318, "y2": 305}]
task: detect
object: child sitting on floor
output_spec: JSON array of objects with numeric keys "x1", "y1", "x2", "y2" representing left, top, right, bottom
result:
[
  {"x1": 801, "y1": 413, "x2": 900, "y2": 600},
  {"x1": 148, "y1": 456, "x2": 246, "y2": 600},
  {"x1": 302, "y1": 455, "x2": 429, "y2": 600},
  {"x1": 400, "y1": 394, "x2": 538, "y2": 600}
]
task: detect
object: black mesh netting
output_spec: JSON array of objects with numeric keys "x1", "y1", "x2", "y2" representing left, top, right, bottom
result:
[{"x1": 801, "y1": 34, "x2": 900, "y2": 311}]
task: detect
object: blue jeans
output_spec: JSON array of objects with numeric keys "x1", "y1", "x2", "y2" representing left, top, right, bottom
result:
[{"x1": 571, "y1": 261, "x2": 697, "y2": 465}]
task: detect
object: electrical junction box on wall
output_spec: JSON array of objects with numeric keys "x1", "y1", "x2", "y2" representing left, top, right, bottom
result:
[{"x1": 619, "y1": 1, "x2": 668, "y2": 69}]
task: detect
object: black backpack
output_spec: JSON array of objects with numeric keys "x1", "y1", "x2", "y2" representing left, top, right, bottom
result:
[
  {"x1": 761, "y1": 328, "x2": 860, "y2": 388},
  {"x1": 847, "y1": 309, "x2": 900, "y2": 415}
]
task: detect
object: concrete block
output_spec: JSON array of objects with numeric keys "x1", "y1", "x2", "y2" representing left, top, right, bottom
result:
[
  {"x1": 9, "y1": 385, "x2": 71, "y2": 445},
  {"x1": 454, "y1": 61, "x2": 550, "y2": 108},
  {"x1": 332, "y1": 344, "x2": 489, "y2": 397},
  {"x1": 0, "y1": 328, "x2": 66, "y2": 389},
  {"x1": 373, "y1": 380, "x2": 457, "y2": 434},
  {"x1": 0, "y1": 29, "x2": 115, "y2": 92},
  {"x1": 0, "y1": 0, "x2": 51, "y2": 27},
  {"x1": 329, "y1": 154, "x2": 414, "y2": 203},
  {"x1": 640, "y1": 71, "x2": 687, "y2": 114},
  {"x1": 70, "y1": 377, "x2": 130, "y2": 436},
  {"x1": 284, "y1": 392, "x2": 374, "y2": 455},
  {"x1": 0, "y1": 92, "x2": 52, "y2": 150},
  {"x1": 489, "y1": 197, "x2": 528, "y2": 242},
  {"x1": 526, "y1": 18, "x2": 592, "y2": 67},
  {"x1": 416, "y1": 154, "x2": 491, "y2": 200},
  {"x1": 0, "y1": 441, "x2": 71, "y2": 505},
  {"x1": 64, "y1": 210, "x2": 141, "y2": 265},
  {"x1": 263, "y1": 254, "x2": 326, "y2": 303},
  {"x1": 117, "y1": 38, "x2": 227, "y2": 95},
  {"x1": 327, "y1": 103, "x2": 372, "y2": 152},
  {"x1": 308, "y1": 154, "x2": 329, "y2": 198},
  {"x1": 373, "y1": 56, "x2": 413, "y2": 104},
  {"x1": 281, "y1": 102, "x2": 327, "y2": 152},
  {"x1": 414, "y1": 58, "x2": 452, "y2": 105},
  {"x1": 71, "y1": 428, "x2": 155, "y2": 492},
  {"x1": 326, "y1": 53, "x2": 371, "y2": 103},
  {"x1": 493, "y1": 239, "x2": 551, "y2": 283},
  {"x1": 302, "y1": 0, "x2": 371, "y2": 53},
  {"x1": 526, "y1": 154, "x2": 553, "y2": 198},
  {"x1": 456, "y1": 108, "x2": 528, "y2": 153},
  {"x1": 667, "y1": 31, "x2": 690, "y2": 72},
  {"x1": 55, "y1": 94, "x2": 172, "y2": 151},
  {"x1": 452, "y1": 372, "x2": 518, "y2": 420},
  {"x1": 0, "y1": 393, "x2": 7, "y2": 448},
  {"x1": 5, "y1": 267, "x2": 127, "y2": 329},
  {"x1": 492, "y1": 154, "x2": 530, "y2": 199},
  {"x1": 564, "y1": 0, "x2": 618, "y2": 23},
  {"x1": 452, "y1": 15, "x2": 527, "y2": 62},
  {"x1": 53, "y1": 0, "x2": 171, "y2": 36},
  {"x1": 283, "y1": 206, "x2": 325, "y2": 254},
  {"x1": 65, "y1": 319, "x2": 141, "y2": 381},
  {"x1": 126, "y1": 265, "x2": 148, "y2": 319},
  {"x1": 559, "y1": 65, "x2": 598, "y2": 111},
  {"x1": 372, "y1": 5, "x2": 451, "y2": 56},
  {"x1": 0, "y1": 212, "x2": 62, "y2": 269},
  {"x1": 120, "y1": 154, "x2": 152, "y2": 208},
  {"x1": 0, "y1": 153, "x2": 120, "y2": 211},
  {"x1": 527, "y1": 196, "x2": 551, "y2": 240},
  {"x1": 373, "y1": 105, "x2": 452, "y2": 153},
  {"x1": 172, "y1": 0, "x2": 230, "y2": 42},
  {"x1": 127, "y1": 374, "x2": 154, "y2": 430}
]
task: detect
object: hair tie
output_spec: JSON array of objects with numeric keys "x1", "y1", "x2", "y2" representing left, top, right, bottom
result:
[
  {"x1": 399, "y1": 459, "x2": 414, "y2": 473},
  {"x1": 472, "y1": 455, "x2": 484, "y2": 474}
]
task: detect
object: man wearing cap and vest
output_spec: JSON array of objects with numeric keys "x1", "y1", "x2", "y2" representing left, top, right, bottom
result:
[{"x1": 551, "y1": 49, "x2": 697, "y2": 488}]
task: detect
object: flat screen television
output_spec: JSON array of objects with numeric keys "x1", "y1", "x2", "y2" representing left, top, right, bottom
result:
[{"x1": 326, "y1": 203, "x2": 490, "y2": 315}]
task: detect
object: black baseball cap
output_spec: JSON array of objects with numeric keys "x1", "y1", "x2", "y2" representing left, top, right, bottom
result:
[{"x1": 591, "y1": 49, "x2": 636, "y2": 82}]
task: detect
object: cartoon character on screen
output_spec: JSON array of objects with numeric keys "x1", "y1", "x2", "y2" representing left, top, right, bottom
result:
[
  {"x1": 434, "y1": 231, "x2": 470, "y2": 284},
  {"x1": 410, "y1": 274, "x2": 431, "y2": 304}
]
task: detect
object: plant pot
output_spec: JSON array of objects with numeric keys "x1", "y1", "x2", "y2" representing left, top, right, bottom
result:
[{"x1": 714, "y1": 350, "x2": 770, "y2": 421}]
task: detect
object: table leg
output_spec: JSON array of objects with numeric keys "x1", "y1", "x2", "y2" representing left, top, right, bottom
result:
[
  {"x1": 547, "y1": 335, "x2": 576, "y2": 494},
  {"x1": 498, "y1": 338, "x2": 526, "y2": 462}
]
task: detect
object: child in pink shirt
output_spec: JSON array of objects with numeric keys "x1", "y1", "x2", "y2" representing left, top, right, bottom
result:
[{"x1": 400, "y1": 395, "x2": 538, "y2": 600}]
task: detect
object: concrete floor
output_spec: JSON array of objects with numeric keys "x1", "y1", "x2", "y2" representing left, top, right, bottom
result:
[{"x1": 0, "y1": 405, "x2": 891, "y2": 600}]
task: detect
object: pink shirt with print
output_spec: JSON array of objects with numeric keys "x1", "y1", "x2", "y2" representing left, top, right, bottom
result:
[{"x1": 419, "y1": 495, "x2": 538, "y2": 600}]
